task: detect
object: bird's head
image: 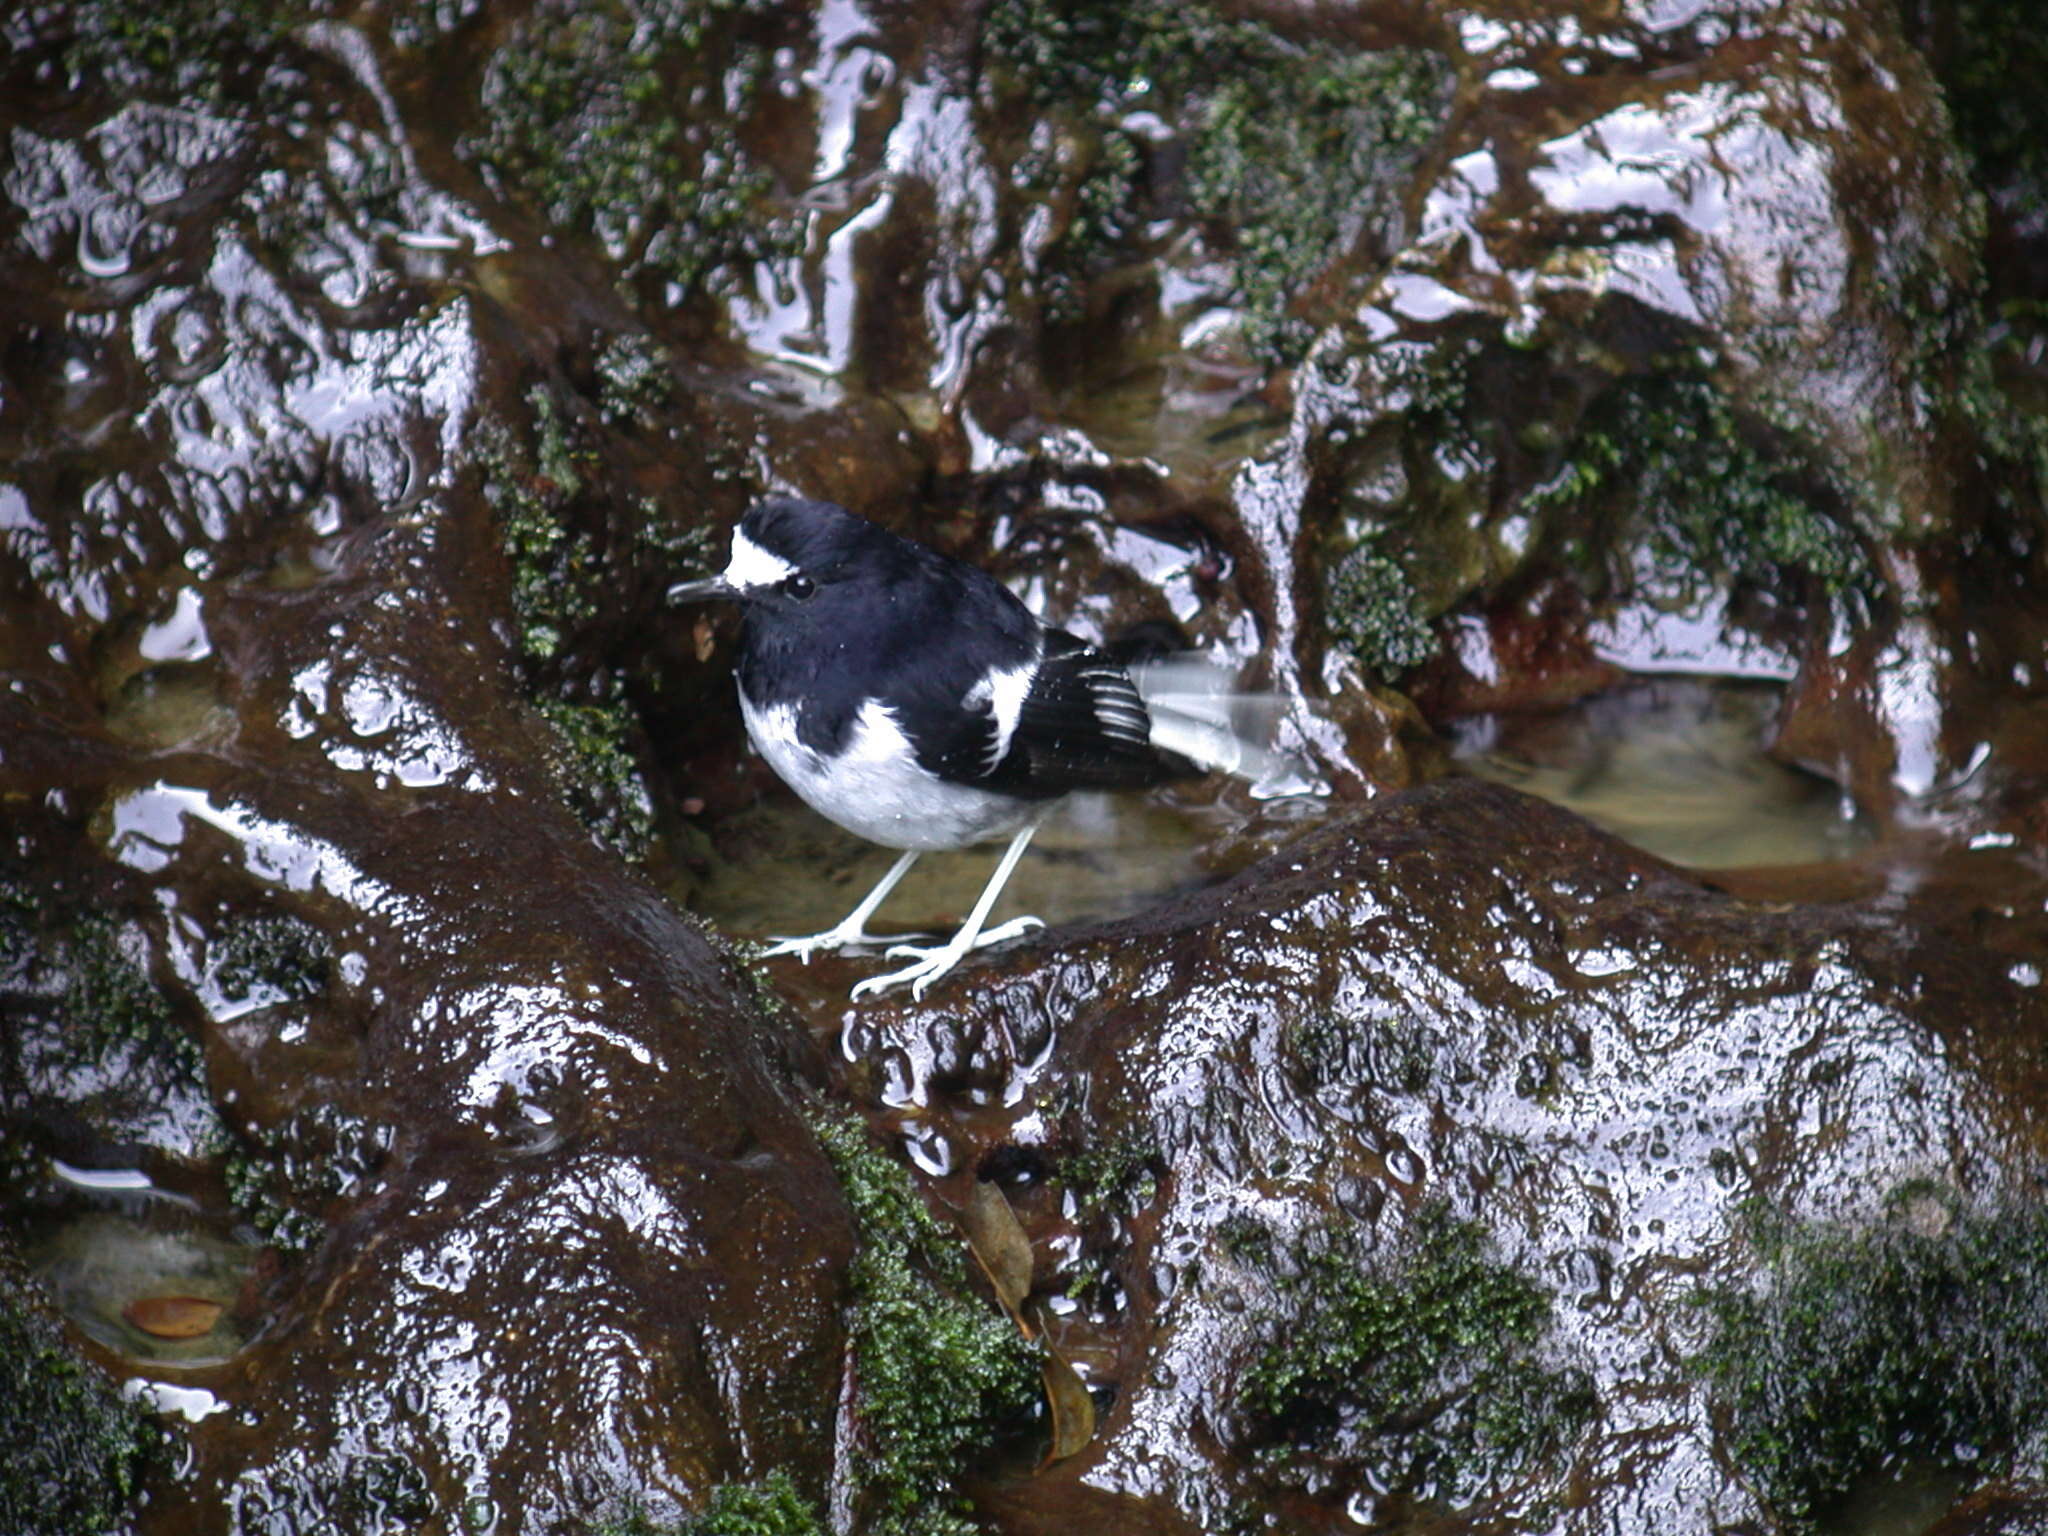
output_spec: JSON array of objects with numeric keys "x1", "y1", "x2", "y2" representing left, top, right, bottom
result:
[{"x1": 668, "y1": 497, "x2": 897, "y2": 616}]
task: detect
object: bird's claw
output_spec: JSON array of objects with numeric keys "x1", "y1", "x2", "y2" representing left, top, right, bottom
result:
[
  {"x1": 850, "y1": 944, "x2": 967, "y2": 1001},
  {"x1": 759, "y1": 934, "x2": 835, "y2": 963},
  {"x1": 969, "y1": 914, "x2": 1044, "y2": 948},
  {"x1": 851, "y1": 914, "x2": 1047, "y2": 999}
]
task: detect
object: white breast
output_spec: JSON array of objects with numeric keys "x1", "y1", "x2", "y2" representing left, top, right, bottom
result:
[{"x1": 739, "y1": 689, "x2": 1033, "y2": 851}]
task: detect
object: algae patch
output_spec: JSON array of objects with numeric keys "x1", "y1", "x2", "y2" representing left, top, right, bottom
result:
[
  {"x1": 1697, "y1": 1188, "x2": 2048, "y2": 1528},
  {"x1": 597, "y1": 1471, "x2": 826, "y2": 1536},
  {"x1": 812, "y1": 1114, "x2": 1038, "y2": 1536},
  {"x1": 981, "y1": 0, "x2": 1449, "y2": 358},
  {"x1": 0, "y1": 1250, "x2": 161, "y2": 1536},
  {"x1": 1239, "y1": 1205, "x2": 1594, "y2": 1515}
]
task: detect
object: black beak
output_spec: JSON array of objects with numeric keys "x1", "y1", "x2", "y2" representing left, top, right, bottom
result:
[{"x1": 668, "y1": 574, "x2": 737, "y2": 604}]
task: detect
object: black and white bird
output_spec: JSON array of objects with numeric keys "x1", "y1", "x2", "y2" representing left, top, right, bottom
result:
[{"x1": 670, "y1": 496, "x2": 1314, "y2": 999}]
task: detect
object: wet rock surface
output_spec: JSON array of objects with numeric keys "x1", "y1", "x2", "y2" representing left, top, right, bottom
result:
[
  {"x1": 0, "y1": 421, "x2": 855, "y2": 1527},
  {"x1": 2, "y1": 0, "x2": 2047, "y2": 1532},
  {"x1": 842, "y1": 778, "x2": 2048, "y2": 1533}
]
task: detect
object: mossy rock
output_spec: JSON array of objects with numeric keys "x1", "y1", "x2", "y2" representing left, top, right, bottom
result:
[
  {"x1": 1325, "y1": 541, "x2": 1439, "y2": 681},
  {"x1": 811, "y1": 1114, "x2": 1038, "y2": 1536},
  {"x1": 1525, "y1": 367, "x2": 1870, "y2": 603},
  {"x1": 464, "y1": 0, "x2": 795, "y2": 299},
  {"x1": 597, "y1": 1471, "x2": 826, "y2": 1535},
  {"x1": 1239, "y1": 1204, "x2": 1595, "y2": 1512},
  {"x1": 536, "y1": 696, "x2": 658, "y2": 862},
  {"x1": 0, "y1": 869, "x2": 219, "y2": 1157},
  {"x1": 0, "y1": 1249, "x2": 161, "y2": 1536},
  {"x1": 1697, "y1": 1187, "x2": 2048, "y2": 1528},
  {"x1": 981, "y1": 0, "x2": 1450, "y2": 359}
]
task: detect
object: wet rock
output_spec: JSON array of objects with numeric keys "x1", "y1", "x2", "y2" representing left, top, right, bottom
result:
[
  {"x1": 5, "y1": 0, "x2": 2048, "y2": 1531},
  {"x1": 846, "y1": 777, "x2": 2048, "y2": 1532},
  {"x1": 1126, "y1": 0, "x2": 2047, "y2": 810},
  {"x1": 1923, "y1": 1482, "x2": 2048, "y2": 1536},
  {"x1": 0, "y1": 872, "x2": 222, "y2": 1164},
  {"x1": 0, "y1": 27, "x2": 855, "y2": 1532}
]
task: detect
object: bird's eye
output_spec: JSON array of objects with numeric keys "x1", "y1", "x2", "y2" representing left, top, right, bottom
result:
[{"x1": 783, "y1": 574, "x2": 816, "y2": 600}]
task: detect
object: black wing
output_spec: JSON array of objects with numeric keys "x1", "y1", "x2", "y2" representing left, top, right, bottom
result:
[{"x1": 917, "y1": 629, "x2": 1188, "y2": 798}]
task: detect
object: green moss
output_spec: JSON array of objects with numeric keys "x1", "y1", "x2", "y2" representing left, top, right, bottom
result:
[
  {"x1": 1695, "y1": 1187, "x2": 2048, "y2": 1528},
  {"x1": 55, "y1": 0, "x2": 306, "y2": 102},
  {"x1": 811, "y1": 1114, "x2": 1038, "y2": 1536},
  {"x1": 0, "y1": 882, "x2": 35, "y2": 975},
  {"x1": 597, "y1": 334, "x2": 680, "y2": 429},
  {"x1": 529, "y1": 384, "x2": 591, "y2": 501},
  {"x1": 536, "y1": 695, "x2": 657, "y2": 862},
  {"x1": 466, "y1": 0, "x2": 794, "y2": 300},
  {"x1": 1241, "y1": 1205, "x2": 1593, "y2": 1509},
  {"x1": 982, "y1": 0, "x2": 1449, "y2": 358},
  {"x1": 0, "y1": 873, "x2": 222, "y2": 1157},
  {"x1": 470, "y1": 386, "x2": 687, "y2": 854},
  {"x1": 1058, "y1": 1132, "x2": 1157, "y2": 1217},
  {"x1": 65, "y1": 911, "x2": 190, "y2": 1069},
  {"x1": 1528, "y1": 369, "x2": 1869, "y2": 601},
  {"x1": 475, "y1": 391, "x2": 605, "y2": 664},
  {"x1": 597, "y1": 1473, "x2": 827, "y2": 1536},
  {"x1": 1286, "y1": 1008, "x2": 1438, "y2": 1097},
  {"x1": 0, "y1": 1253, "x2": 161, "y2": 1535},
  {"x1": 224, "y1": 1104, "x2": 392, "y2": 1256},
  {"x1": 1316, "y1": 328, "x2": 1501, "y2": 650},
  {"x1": 210, "y1": 912, "x2": 330, "y2": 1008},
  {"x1": 1325, "y1": 541, "x2": 1438, "y2": 680},
  {"x1": 1055, "y1": 1132, "x2": 1159, "y2": 1301},
  {"x1": 1185, "y1": 48, "x2": 1448, "y2": 363},
  {"x1": 1873, "y1": 247, "x2": 2048, "y2": 522},
  {"x1": 13, "y1": 888, "x2": 207, "y2": 1106}
]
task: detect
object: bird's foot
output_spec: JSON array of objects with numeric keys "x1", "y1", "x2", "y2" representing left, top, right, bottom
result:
[
  {"x1": 850, "y1": 915, "x2": 1046, "y2": 1000},
  {"x1": 850, "y1": 942, "x2": 969, "y2": 1000},
  {"x1": 758, "y1": 923, "x2": 929, "y2": 964},
  {"x1": 962, "y1": 915, "x2": 1043, "y2": 950}
]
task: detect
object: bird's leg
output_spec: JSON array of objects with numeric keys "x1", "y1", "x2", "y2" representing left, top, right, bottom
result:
[
  {"x1": 760, "y1": 850, "x2": 922, "y2": 961},
  {"x1": 851, "y1": 823, "x2": 1042, "y2": 1000}
]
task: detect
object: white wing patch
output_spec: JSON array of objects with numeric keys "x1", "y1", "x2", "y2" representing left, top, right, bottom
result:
[
  {"x1": 724, "y1": 528, "x2": 797, "y2": 592},
  {"x1": 983, "y1": 660, "x2": 1036, "y2": 771}
]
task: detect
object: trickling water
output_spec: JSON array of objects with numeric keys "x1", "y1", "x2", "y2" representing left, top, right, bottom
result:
[
  {"x1": 26, "y1": 1206, "x2": 257, "y2": 1366},
  {"x1": 683, "y1": 788, "x2": 1276, "y2": 944},
  {"x1": 693, "y1": 676, "x2": 1879, "y2": 954},
  {"x1": 1450, "y1": 677, "x2": 1870, "y2": 869}
]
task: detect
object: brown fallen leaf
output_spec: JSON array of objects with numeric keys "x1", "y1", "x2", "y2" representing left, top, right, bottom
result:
[
  {"x1": 123, "y1": 1295, "x2": 223, "y2": 1340},
  {"x1": 1040, "y1": 1345, "x2": 1096, "y2": 1465},
  {"x1": 960, "y1": 1180, "x2": 1034, "y2": 1331}
]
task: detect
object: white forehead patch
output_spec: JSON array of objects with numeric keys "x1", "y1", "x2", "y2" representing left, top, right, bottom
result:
[{"x1": 724, "y1": 528, "x2": 796, "y2": 591}]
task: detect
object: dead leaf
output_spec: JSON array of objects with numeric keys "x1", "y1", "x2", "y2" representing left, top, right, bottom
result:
[
  {"x1": 123, "y1": 1295, "x2": 222, "y2": 1340},
  {"x1": 960, "y1": 1180, "x2": 1034, "y2": 1327},
  {"x1": 1040, "y1": 1345, "x2": 1096, "y2": 1465}
]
